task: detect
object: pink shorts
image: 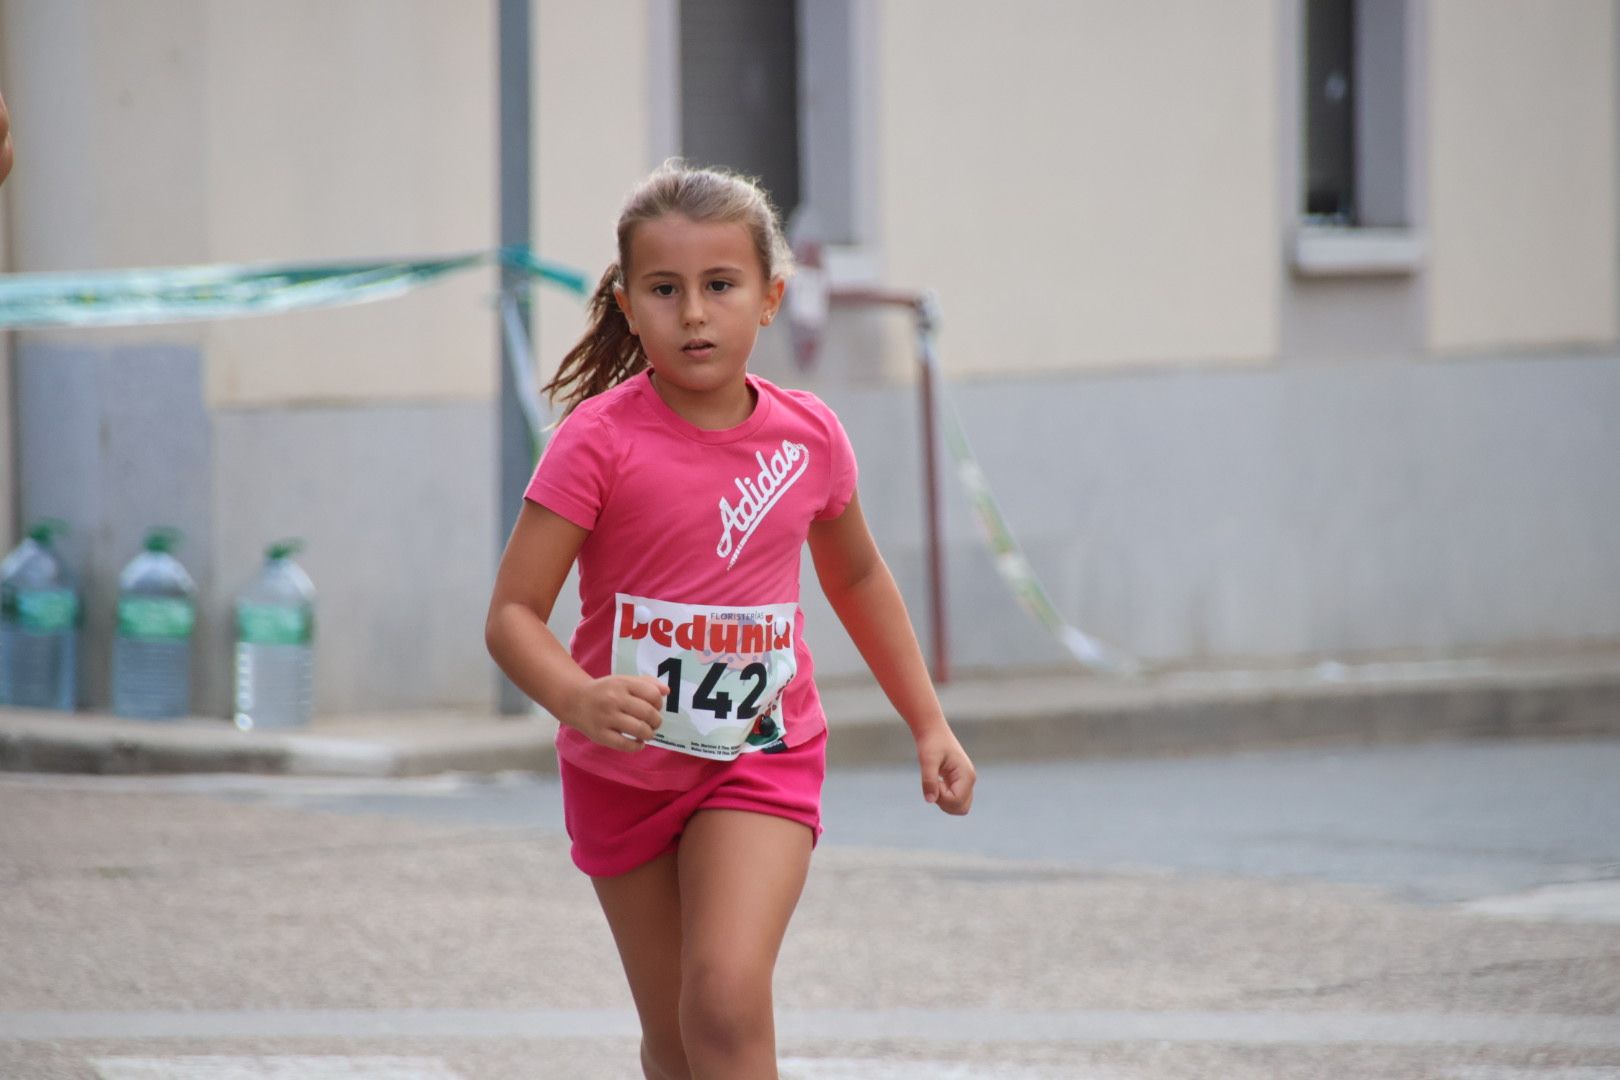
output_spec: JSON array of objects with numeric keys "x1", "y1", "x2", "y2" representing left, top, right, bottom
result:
[{"x1": 559, "y1": 730, "x2": 827, "y2": 877}]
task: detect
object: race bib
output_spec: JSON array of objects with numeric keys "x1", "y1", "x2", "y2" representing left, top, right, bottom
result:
[{"x1": 613, "y1": 593, "x2": 797, "y2": 760}]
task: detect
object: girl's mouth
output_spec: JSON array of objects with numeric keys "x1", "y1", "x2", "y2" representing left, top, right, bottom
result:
[{"x1": 682, "y1": 339, "x2": 717, "y2": 358}]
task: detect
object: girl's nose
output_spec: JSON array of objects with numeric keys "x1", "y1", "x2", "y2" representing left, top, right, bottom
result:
[{"x1": 680, "y1": 292, "x2": 705, "y2": 325}]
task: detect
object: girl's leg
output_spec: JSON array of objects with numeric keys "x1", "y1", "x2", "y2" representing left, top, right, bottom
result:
[
  {"x1": 591, "y1": 851, "x2": 690, "y2": 1080},
  {"x1": 676, "y1": 808, "x2": 815, "y2": 1080}
]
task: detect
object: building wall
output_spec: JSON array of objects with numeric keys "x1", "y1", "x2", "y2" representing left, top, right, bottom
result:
[
  {"x1": 2, "y1": 1, "x2": 1617, "y2": 717},
  {"x1": 1275, "y1": 0, "x2": 1429, "y2": 364},
  {"x1": 874, "y1": 0, "x2": 1281, "y2": 377},
  {"x1": 196, "y1": 1, "x2": 503, "y2": 714},
  {"x1": 1427, "y1": 0, "x2": 1619, "y2": 353},
  {"x1": 201, "y1": 2, "x2": 496, "y2": 407},
  {"x1": 1, "y1": 0, "x2": 505, "y2": 715},
  {"x1": 787, "y1": 0, "x2": 1620, "y2": 677},
  {"x1": 797, "y1": 351, "x2": 1620, "y2": 680},
  {"x1": 533, "y1": 0, "x2": 657, "y2": 379}
]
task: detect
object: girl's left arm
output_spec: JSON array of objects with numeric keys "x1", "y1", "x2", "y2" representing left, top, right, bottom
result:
[{"x1": 808, "y1": 491, "x2": 976, "y2": 815}]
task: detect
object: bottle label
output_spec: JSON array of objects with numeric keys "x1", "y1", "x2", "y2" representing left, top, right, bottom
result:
[
  {"x1": 118, "y1": 597, "x2": 196, "y2": 641},
  {"x1": 237, "y1": 603, "x2": 313, "y2": 645},
  {"x1": 13, "y1": 589, "x2": 79, "y2": 632}
]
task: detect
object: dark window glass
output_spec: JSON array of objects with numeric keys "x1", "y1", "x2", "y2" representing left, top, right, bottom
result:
[
  {"x1": 680, "y1": 0, "x2": 801, "y2": 218},
  {"x1": 1305, "y1": 0, "x2": 1356, "y2": 222}
]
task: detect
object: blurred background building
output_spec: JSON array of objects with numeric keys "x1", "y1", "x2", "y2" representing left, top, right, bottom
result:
[{"x1": 1, "y1": 0, "x2": 1616, "y2": 718}]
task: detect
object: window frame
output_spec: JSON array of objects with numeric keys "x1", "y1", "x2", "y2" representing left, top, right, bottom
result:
[{"x1": 1293, "y1": 0, "x2": 1424, "y2": 278}]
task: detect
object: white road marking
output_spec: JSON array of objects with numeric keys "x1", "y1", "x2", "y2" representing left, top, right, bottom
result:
[
  {"x1": 1441, "y1": 1070, "x2": 1620, "y2": 1079},
  {"x1": 781, "y1": 1060, "x2": 1104, "y2": 1079},
  {"x1": 2, "y1": 1007, "x2": 1614, "y2": 1047},
  {"x1": 1460, "y1": 880, "x2": 1620, "y2": 924},
  {"x1": 0, "y1": 770, "x2": 523, "y2": 797},
  {"x1": 94, "y1": 1058, "x2": 463, "y2": 1080}
]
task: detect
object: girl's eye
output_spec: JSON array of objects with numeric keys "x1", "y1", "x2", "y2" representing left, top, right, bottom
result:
[
  {"x1": 652, "y1": 284, "x2": 675, "y2": 297},
  {"x1": 708, "y1": 280, "x2": 733, "y2": 293}
]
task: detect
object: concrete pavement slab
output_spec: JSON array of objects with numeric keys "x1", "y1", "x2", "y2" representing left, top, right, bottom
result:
[
  {"x1": 6, "y1": 1036, "x2": 1620, "y2": 1080},
  {"x1": 7, "y1": 1006, "x2": 1620, "y2": 1046},
  {"x1": 4, "y1": 780, "x2": 1617, "y2": 1017},
  {"x1": 2, "y1": 733, "x2": 1617, "y2": 1080},
  {"x1": 92, "y1": 1059, "x2": 463, "y2": 1080}
]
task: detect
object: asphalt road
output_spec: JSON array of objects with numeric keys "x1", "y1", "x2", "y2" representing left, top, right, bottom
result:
[
  {"x1": 114, "y1": 736, "x2": 1620, "y2": 909},
  {"x1": 4, "y1": 737, "x2": 1618, "y2": 1079}
]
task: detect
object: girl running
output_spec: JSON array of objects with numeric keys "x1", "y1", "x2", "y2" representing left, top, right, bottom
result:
[{"x1": 486, "y1": 161, "x2": 976, "y2": 1080}]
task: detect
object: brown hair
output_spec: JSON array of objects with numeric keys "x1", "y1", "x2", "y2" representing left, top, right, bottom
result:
[{"x1": 542, "y1": 160, "x2": 793, "y2": 414}]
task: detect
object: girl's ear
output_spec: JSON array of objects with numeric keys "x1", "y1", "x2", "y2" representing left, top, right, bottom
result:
[
  {"x1": 761, "y1": 276, "x2": 787, "y2": 327},
  {"x1": 613, "y1": 284, "x2": 637, "y2": 335}
]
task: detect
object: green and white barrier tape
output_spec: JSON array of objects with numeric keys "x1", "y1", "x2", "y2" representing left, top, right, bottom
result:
[
  {"x1": 0, "y1": 246, "x2": 583, "y2": 328},
  {"x1": 920, "y1": 323, "x2": 1141, "y2": 676},
  {"x1": 0, "y1": 248, "x2": 1131, "y2": 674},
  {"x1": 499, "y1": 292, "x2": 549, "y2": 461},
  {"x1": 497, "y1": 246, "x2": 590, "y2": 298}
]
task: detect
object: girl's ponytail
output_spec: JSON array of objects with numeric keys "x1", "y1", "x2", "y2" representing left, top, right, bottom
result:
[{"x1": 542, "y1": 263, "x2": 647, "y2": 416}]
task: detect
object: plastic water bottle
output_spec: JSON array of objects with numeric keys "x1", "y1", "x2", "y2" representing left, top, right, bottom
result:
[
  {"x1": 111, "y1": 528, "x2": 197, "y2": 720},
  {"x1": 233, "y1": 539, "x2": 315, "y2": 731},
  {"x1": 0, "y1": 519, "x2": 80, "y2": 711}
]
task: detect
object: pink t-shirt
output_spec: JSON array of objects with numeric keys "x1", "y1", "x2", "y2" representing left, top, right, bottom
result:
[{"x1": 524, "y1": 369, "x2": 858, "y2": 790}]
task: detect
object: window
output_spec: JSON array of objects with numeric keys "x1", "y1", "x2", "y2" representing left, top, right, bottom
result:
[
  {"x1": 680, "y1": 0, "x2": 803, "y2": 219},
  {"x1": 1296, "y1": 0, "x2": 1419, "y2": 275},
  {"x1": 1304, "y1": 0, "x2": 1355, "y2": 223},
  {"x1": 670, "y1": 0, "x2": 866, "y2": 247}
]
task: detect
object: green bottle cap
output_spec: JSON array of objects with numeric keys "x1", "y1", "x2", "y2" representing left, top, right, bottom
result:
[
  {"x1": 266, "y1": 538, "x2": 304, "y2": 561},
  {"x1": 144, "y1": 527, "x2": 183, "y2": 554},
  {"x1": 26, "y1": 518, "x2": 69, "y2": 546}
]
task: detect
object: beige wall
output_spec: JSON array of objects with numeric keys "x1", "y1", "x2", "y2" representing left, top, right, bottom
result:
[
  {"x1": 1427, "y1": 0, "x2": 1619, "y2": 353},
  {"x1": 9, "y1": 2, "x2": 1620, "y2": 397},
  {"x1": 532, "y1": 0, "x2": 656, "y2": 383},
  {"x1": 0, "y1": 0, "x2": 210, "y2": 354},
  {"x1": 202, "y1": 2, "x2": 497, "y2": 407},
  {"x1": 0, "y1": 2, "x2": 496, "y2": 406},
  {"x1": 2, "y1": 0, "x2": 209, "y2": 274},
  {"x1": 875, "y1": 0, "x2": 1281, "y2": 378}
]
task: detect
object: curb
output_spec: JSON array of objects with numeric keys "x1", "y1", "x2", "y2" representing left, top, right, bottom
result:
[
  {"x1": 822, "y1": 661, "x2": 1620, "y2": 767},
  {"x1": 0, "y1": 711, "x2": 558, "y2": 778},
  {"x1": 3, "y1": 651, "x2": 1619, "y2": 777}
]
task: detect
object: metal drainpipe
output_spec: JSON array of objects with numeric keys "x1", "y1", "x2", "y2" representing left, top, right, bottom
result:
[
  {"x1": 497, "y1": 0, "x2": 532, "y2": 714},
  {"x1": 825, "y1": 285, "x2": 950, "y2": 685}
]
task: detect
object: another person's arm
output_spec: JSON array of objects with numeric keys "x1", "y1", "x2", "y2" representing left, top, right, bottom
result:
[
  {"x1": 809, "y1": 491, "x2": 976, "y2": 814},
  {"x1": 0, "y1": 91, "x2": 14, "y2": 186}
]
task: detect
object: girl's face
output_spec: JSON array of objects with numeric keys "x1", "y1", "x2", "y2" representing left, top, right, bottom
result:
[{"x1": 614, "y1": 214, "x2": 785, "y2": 415}]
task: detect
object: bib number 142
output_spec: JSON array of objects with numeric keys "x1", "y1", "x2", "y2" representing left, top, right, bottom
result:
[{"x1": 656, "y1": 657, "x2": 770, "y2": 720}]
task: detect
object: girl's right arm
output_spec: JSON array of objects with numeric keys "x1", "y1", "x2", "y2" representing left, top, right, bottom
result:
[{"x1": 484, "y1": 501, "x2": 667, "y2": 752}]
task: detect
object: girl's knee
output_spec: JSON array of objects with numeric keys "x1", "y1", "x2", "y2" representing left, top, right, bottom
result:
[
  {"x1": 640, "y1": 1033, "x2": 690, "y2": 1080},
  {"x1": 678, "y1": 960, "x2": 774, "y2": 1059}
]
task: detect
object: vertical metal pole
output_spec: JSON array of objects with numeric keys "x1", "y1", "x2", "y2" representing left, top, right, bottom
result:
[
  {"x1": 916, "y1": 309, "x2": 950, "y2": 684},
  {"x1": 497, "y1": 0, "x2": 532, "y2": 714}
]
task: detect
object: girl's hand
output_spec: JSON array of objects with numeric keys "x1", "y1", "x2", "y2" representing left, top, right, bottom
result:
[
  {"x1": 917, "y1": 726, "x2": 976, "y2": 815},
  {"x1": 559, "y1": 675, "x2": 670, "y2": 752}
]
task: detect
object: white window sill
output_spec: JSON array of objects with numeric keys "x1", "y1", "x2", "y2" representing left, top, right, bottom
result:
[{"x1": 1292, "y1": 226, "x2": 1424, "y2": 277}]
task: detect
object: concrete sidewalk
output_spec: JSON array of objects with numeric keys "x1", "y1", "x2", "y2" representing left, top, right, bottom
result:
[{"x1": 2, "y1": 646, "x2": 1618, "y2": 777}]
